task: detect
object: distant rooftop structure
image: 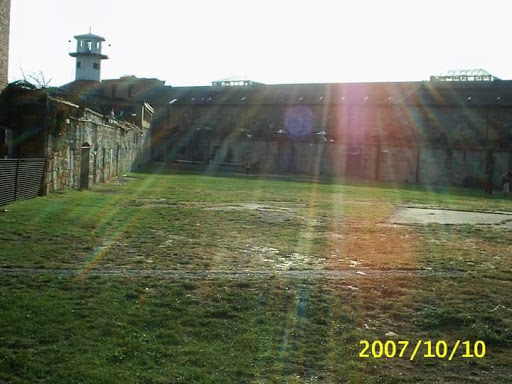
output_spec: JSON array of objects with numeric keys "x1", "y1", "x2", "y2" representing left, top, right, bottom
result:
[
  {"x1": 430, "y1": 69, "x2": 499, "y2": 82},
  {"x1": 211, "y1": 79, "x2": 263, "y2": 89}
]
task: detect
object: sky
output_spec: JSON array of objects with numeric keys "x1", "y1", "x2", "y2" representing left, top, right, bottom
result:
[{"x1": 7, "y1": 0, "x2": 512, "y2": 87}]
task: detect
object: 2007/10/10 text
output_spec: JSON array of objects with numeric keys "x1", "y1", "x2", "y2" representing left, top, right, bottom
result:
[{"x1": 359, "y1": 340, "x2": 486, "y2": 361}]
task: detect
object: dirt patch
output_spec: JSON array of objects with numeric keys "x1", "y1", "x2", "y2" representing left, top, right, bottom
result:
[
  {"x1": 204, "y1": 203, "x2": 294, "y2": 223},
  {"x1": 126, "y1": 198, "x2": 176, "y2": 208},
  {"x1": 326, "y1": 205, "x2": 420, "y2": 270},
  {"x1": 203, "y1": 202, "x2": 323, "y2": 227},
  {"x1": 111, "y1": 176, "x2": 137, "y2": 186},
  {"x1": 391, "y1": 207, "x2": 512, "y2": 227},
  {"x1": 203, "y1": 203, "x2": 290, "y2": 212},
  {"x1": 329, "y1": 226, "x2": 419, "y2": 269},
  {"x1": 91, "y1": 189, "x2": 119, "y2": 194},
  {"x1": 240, "y1": 245, "x2": 325, "y2": 270},
  {"x1": 158, "y1": 234, "x2": 193, "y2": 248}
]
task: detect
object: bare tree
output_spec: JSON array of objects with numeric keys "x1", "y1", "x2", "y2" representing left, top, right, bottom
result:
[{"x1": 20, "y1": 68, "x2": 52, "y2": 89}]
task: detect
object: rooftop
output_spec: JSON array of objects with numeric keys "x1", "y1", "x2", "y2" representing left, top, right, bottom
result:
[{"x1": 73, "y1": 33, "x2": 106, "y2": 42}]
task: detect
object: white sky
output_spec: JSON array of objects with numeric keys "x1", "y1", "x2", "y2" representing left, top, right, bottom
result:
[{"x1": 8, "y1": 0, "x2": 512, "y2": 87}]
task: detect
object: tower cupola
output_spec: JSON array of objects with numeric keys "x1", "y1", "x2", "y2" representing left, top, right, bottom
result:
[{"x1": 69, "y1": 32, "x2": 108, "y2": 81}]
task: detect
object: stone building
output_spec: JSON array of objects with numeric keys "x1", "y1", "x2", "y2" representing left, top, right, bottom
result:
[
  {"x1": 0, "y1": 82, "x2": 151, "y2": 195},
  {"x1": 43, "y1": 103, "x2": 151, "y2": 193},
  {"x1": 0, "y1": 0, "x2": 10, "y2": 91},
  {"x1": 143, "y1": 74, "x2": 512, "y2": 187},
  {"x1": 57, "y1": 74, "x2": 163, "y2": 159},
  {"x1": 0, "y1": 31, "x2": 157, "y2": 205}
]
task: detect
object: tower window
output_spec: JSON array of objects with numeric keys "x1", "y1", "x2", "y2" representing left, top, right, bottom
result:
[
  {"x1": 93, "y1": 63, "x2": 100, "y2": 70},
  {"x1": 86, "y1": 41, "x2": 92, "y2": 51},
  {"x1": 76, "y1": 61, "x2": 81, "y2": 69}
]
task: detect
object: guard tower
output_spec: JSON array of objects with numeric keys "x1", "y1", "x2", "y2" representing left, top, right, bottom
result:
[{"x1": 69, "y1": 32, "x2": 108, "y2": 81}]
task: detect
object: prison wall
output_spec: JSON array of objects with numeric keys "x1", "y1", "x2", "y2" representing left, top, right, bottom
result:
[
  {"x1": 156, "y1": 87, "x2": 512, "y2": 187},
  {"x1": 44, "y1": 107, "x2": 150, "y2": 193}
]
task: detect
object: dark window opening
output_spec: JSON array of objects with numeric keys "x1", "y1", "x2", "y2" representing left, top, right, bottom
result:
[
  {"x1": 93, "y1": 63, "x2": 100, "y2": 70},
  {"x1": 76, "y1": 61, "x2": 81, "y2": 69}
]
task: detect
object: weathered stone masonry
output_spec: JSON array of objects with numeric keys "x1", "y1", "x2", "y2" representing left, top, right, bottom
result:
[
  {"x1": 0, "y1": 85, "x2": 151, "y2": 194},
  {"x1": 0, "y1": 0, "x2": 10, "y2": 90},
  {"x1": 44, "y1": 100, "x2": 150, "y2": 193}
]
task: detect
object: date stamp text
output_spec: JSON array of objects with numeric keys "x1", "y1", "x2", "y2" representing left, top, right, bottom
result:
[{"x1": 359, "y1": 340, "x2": 486, "y2": 361}]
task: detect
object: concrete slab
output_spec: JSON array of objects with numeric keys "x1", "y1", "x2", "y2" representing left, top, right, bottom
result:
[{"x1": 391, "y1": 207, "x2": 512, "y2": 226}]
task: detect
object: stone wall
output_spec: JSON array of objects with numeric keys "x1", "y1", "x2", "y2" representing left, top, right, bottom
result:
[
  {"x1": 418, "y1": 148, "x2": 512, "y2": 187},
  {"x1": 378, "y1": 146, "x2": 417, "y2": 183},
  {"x1": 44, "y1": 105, "x2": 151, "y2": 194},
  {"x1": 172, "y1": 134, "x2": 512, "y2": 187},
  {"x1": 223, "y1": 141, "x2": 410, "y2": 181},
  {"x1": 0, "y1": 0, "x2": 10, "y2": 90}
]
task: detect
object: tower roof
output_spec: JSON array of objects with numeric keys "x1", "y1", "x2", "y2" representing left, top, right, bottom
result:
[{"x1": 73, "y1": 33, "x2": 106, "y2": 41}]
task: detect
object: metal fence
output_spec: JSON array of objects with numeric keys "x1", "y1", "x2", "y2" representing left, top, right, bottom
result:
[{"x1": 0, "y1": 158, "x2": 46, "y2": 207}]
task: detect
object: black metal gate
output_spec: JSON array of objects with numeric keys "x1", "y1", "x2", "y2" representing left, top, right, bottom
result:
[{"x1": 0, "y1": 158, "x2": 46, "y2": 206}]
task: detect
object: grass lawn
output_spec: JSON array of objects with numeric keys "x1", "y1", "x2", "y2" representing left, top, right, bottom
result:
[{"x1": 1, "y1": 164, "x2": 511, "y2": 383}]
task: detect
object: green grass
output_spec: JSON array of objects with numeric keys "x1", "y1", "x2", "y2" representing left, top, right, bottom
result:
[{"x1": 0, "y1": 164, "x2": 511, "y2": 383}]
